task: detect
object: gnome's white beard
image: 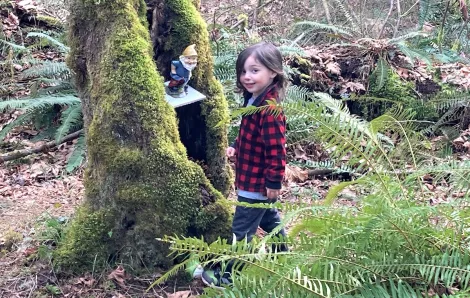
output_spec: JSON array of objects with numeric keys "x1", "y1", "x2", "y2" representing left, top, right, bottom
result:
[{"x1": 181, "y1": 58, "x2": 197, "y2": 71}]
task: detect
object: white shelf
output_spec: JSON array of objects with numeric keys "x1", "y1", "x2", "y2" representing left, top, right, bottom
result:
[{"x1": 164, "y1": 81, "x2": 206, "y2": 108}]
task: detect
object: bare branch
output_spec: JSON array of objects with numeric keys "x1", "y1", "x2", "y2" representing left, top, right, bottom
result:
[
  {"x1": 378, "y1": 0, "x2": 395, "y2": 39},
  {"x1": 393, "y1": 0, "x2": 401, "y2": 37},
  {"x1": 322, "y1": 0, "x2": 332, "y2": 25},
  {"x1": 0, "y1": 129, "x2": 83, "y2": 163}
]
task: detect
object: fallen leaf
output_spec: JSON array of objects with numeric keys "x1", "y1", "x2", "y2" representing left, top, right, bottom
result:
[
  {"x1": 326, "y1": 62, "x2": 341, "y2": 75},
  {"x1": 285, "y1": 164, "x2": 309, "y2": 183},
  {"x1": 294, "y1": 144, "x2": 307, "y2": 160},
  {"x1": 166, "y1": 290, "x2": 194, "y2": 298},
  {"x1": 78, "y1": 277, "x2": 96, "y2": 287},
  {"x1": 108, "y1": 266, "x2": 128, "y2": 289}
]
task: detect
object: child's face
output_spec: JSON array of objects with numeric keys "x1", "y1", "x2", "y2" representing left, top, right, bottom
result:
[{"x1": 240, "y1": 54, "x2": 277, "y2": 98}]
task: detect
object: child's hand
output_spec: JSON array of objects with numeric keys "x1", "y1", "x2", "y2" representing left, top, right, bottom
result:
[
  {"x1": 266, "y1": 188, "x2": 280, "y2": 199},
  {"x1": 226, "y1": 147, "x2": 236, "y2": 160}
]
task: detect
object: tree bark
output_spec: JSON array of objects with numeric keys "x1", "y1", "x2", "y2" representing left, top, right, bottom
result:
[{"x1": 56, "y1": 0, "x2": 232, "y2": 273}]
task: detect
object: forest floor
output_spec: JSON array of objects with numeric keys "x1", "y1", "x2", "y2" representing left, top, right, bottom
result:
[
  {"x1": 0, "y1": 2, "x2": 333, "y2": 296},
  {"x1": 2, "y1": 0, "x2": 470, "y2": 297}
]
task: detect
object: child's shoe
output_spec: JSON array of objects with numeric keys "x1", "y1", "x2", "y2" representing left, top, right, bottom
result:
[{"x1": 201, "y1": 268, "x2": 233, "y2": 290}]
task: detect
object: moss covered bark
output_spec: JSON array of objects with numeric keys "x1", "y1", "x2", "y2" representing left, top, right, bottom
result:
[
  {"x1": 56, "y1": 0, "x2": 232, "y2": 272},
  {"x1": 148, "y1": 0, "x2": 233, "y2": 196}
]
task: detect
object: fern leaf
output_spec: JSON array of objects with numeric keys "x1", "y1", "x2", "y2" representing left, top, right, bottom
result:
[
  {"x1": 293, "y1": 21, "x2": 353, "y2": 36},
  {"x1": 25, "y1": 95, "x2": 81, "y2": 112},
  {"x1": 334, "y1": 0, "x2": 360, "y2": 34},
  {"x1": 374, "y1": 58, "x2": 389, "y2": 91},
  {"x1": 418, "y1": 0, "x2": 431, "y2": 28},
  {"x1": 388, "y1": 31, "x2": 428, "y2": 44},
  {"x1": 324, "y1": 179, "x2": 363, "y2": 206},
  {"x1": 397, "y1": 42, "x2": 432, "y2": 66},
  {"x1": 0, "y1": 39, "x2": 27, "y2": 53},
  {"x1": 55, "y1": 104, "x2": 82, "y2": 143},
  {"x1": 21, "y1": 61, "x2": 71, "y2": 80},
  {"x1": 66, "y1": 134, "x2": 86, "y2": 173},
  {"x1": 0, "y1": 99, "x2": 34, "y2": 111},
  {"x1": 26, "y1": 32, "x2": 70, "y2": 53},
  {"x1": 0, "y1": 113, "x2": 31, "y2": 140}
]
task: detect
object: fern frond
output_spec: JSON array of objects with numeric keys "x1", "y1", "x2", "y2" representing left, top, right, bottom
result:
[
  {"x1": 66, "y1": 134, "x2": 86, "y2": 173},
  {"x1": 0, "y1": 99, "x2": 35, "y2": 111},
  {"x1": 278, "y1": 45, "x2": 307, "y2": 57},
  {"x1": 21, "y1": 61, "x2": 71, "y2": 80},
  {"x1": 407, "y1": 160, "x2": 470, "y2": 192},
  {"x1": 418, "y1": 0, "x2": 432, "y2": 28},
  {"x1": 292, "y1": 21, "x2": 354, "y2": 36},
  {"x1": 213, "y1": 68, "x2": 235, "y2": 82},
  {"x1": 388, "y1": 32, "x2": 428, "y2": 44},
  {"x1": 397, "y1": 42, "x2": 432, "y2": 66},
  {"x1": 0, "y1": 113, "x2": 31, "y2": 140},
  {"x1": 373, "y1": 57, "x2": 389, "y2": 90},
  {"x1": 334, "y1": 0, "x2": 360, "y2": 34},
  {"x1": 25, "y1": 95, "x2": 81, "y2": 112},
  {"x1": 55, "y1": 104, "x2": 82, "y2": 143},
  {"x1": 427, "y1": 92, "x2": 470, "y2": 112},
  {"x1": 26, "y1": 32, "x2": 70, "y2": 53},
  {"x1": 0, "y1": 39, "x2": 27, "y2": 53},
  {"x1": 0, "y1": 95, "x2": 80, "y2": 112}
]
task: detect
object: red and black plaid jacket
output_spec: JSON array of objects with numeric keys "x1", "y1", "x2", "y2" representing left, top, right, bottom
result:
[{"x1": 232, "y1": 84, "x2": 286, "y2": 193}]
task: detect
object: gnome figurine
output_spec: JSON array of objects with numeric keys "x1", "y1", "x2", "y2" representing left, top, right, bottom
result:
[{"x1": 166, "y1": 44, "x2": 198, "y2": 98}]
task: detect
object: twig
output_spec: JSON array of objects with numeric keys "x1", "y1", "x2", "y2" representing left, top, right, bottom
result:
[
  {"x1": 253, "y1": 0, "x2": 261, "y2": 31},
  {"x1": 393, "y1": 0, "x2": 401, "y2": 38},
  {"x1": 289, "y1": 32, "x2": 305, "y2": 47},
  {"x1": 378, "y1": 0, "x2": 395, "y2": 39},
  {"x1": 218, "y1": 0, "x2": 275, "y2": 40},
  {"x1": 401, "y1": 0, "x2": 420, "y2": 18},
  {"x1": 322, "y1": 0, "x2": 332, "y2": 24},
  {"x1": 0, "y1": 129, "x2": 83, "y2": 163}
]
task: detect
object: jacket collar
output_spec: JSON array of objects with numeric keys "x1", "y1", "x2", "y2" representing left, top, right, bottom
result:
[{"x1": 243, "y1": 83, "x2": 278, "y2": 107}]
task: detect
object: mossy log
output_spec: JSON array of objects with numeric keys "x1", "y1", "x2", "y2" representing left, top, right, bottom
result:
[{"x1": 56, "y1": 0, "x2": 233, "y2": 272}]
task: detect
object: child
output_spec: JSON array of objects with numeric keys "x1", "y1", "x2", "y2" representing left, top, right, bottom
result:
[{"x1": 202, "y1": 42, "x2": 288, "y2": 289}]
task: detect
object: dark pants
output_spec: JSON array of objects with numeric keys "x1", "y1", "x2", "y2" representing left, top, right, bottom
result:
[{"x1": 232, "y1": 195, "x2": 288, "y2": 252}]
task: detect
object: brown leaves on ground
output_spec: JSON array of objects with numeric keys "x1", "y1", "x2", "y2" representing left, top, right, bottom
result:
[
  {"x1": 289, "y1": 42, "x2": 470, "y2": 97},
  {"x1": 108, "y1": 266, "x2": 129, "y2": 290},
  {"x1": 2, "y1": 12, "x2": 19, "y2": 37},
  {"x1": 285, "y1": 164, "x2": 308, "y2": 183},
  {"x1": 166, "y1": 290, "x2": 197, "y2": 298},
  {"x1": 452, "y1": 128, "x2": 470, "y2": 153}
]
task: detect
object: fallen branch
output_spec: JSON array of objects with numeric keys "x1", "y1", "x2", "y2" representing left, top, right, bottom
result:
[
  {"x1": 0, "y1": 129, "x2": 83, "y2": 163},
  {"x1": 307, "y1": 169, "x2": 335, "y2": 177},
  {"x1": 218, "y1": 0, "x2": 275, "y2": 39}
]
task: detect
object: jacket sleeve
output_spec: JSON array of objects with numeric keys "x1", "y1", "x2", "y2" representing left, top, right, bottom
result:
[{"x1": 260, "y1": 107, "x2": 286, "y2": 190}]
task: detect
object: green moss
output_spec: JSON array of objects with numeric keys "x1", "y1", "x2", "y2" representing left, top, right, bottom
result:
[
  {"x1": 358, "y1": 69, "x2": 416, "y2": 119},
  {"x1": 293, "y1": 55, "x2": 312, "y2": 74},
  {"x1": 59, "y1": 0, "x2": 232, "y2": 273},
  {"x1": 164, "y1": 0, "x2": 234, "y2": 196},
  {"x1": 194, "y1": 199, "x2": 233, "y2": 243},
  {"x1": 3, "y1": 229, "x2": 23, "y2": 252},
  {"x1": 35, "y1": 15, "x2": 63, "y2": 28},
  {"x1": 300, "y1": 73, "x2": 311, "y2": 84},
  {"x1": 55, "y1": 205, "x2": 114, "y2": 272},
  {"x1": 369, "y1": 70, "x2": 414, "y2": 100}
]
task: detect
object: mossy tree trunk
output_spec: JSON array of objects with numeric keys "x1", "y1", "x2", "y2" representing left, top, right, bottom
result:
[{"x1": 56, "y1": 0, "x2": 233, "y2": 272}]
